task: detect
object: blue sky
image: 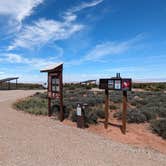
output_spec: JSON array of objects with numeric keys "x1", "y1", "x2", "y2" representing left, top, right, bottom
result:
[{"x1": 0, "y1": 0, "x2": 166, "y2": 83}]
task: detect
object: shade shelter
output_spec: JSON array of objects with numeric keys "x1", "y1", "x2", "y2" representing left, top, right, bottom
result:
[
  {"x1": 0, "y1": 77, "x2": 19, "y2": 90},
  {"x1": 40, "y1": 63, "x2": 64, "y2": 121}
]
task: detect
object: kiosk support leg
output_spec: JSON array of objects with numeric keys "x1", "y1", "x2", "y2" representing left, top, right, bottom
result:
[
  {"x1": 59, "y1": 72, "x2": 64, "y2": 121},
  {"x1": 122, "y1": 91, "x2": 127, "y2": 134},
  {"x1": 48, "y1": 98, "x2": 51, "y2": 117},
  {"x1": 104, "y1": 89, "x2": 109, "y2": 129}
]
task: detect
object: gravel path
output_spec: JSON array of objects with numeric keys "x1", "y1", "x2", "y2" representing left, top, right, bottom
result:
[{"x1": 0, "y1": 90, "x2": 166, "y2": 166}]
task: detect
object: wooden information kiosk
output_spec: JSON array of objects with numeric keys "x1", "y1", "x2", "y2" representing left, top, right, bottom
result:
[
  {"x1": 41, "y1": 63, "x2": 64, "y2": 121},
  {"x1": 99, "y1": 73, "x2": 132, "y2": 134}
]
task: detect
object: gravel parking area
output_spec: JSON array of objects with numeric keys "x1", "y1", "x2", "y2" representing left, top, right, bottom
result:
[{"x1": 0, "y1": 90, "x2": 166, "y2": 166}]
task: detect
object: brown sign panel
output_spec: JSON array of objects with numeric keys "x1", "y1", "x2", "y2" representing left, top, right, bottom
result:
[
  {"x1": 99, "y1": 79, "x2": 108, "y2": 89},
  {"x1": 99, "y1": 78, "x2": 132, "y2": 91}
]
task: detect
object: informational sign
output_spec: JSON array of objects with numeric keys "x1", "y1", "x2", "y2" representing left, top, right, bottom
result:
[
  {"x1": 40, "y1": 63, "x2": 64, "y2": 121},
  {"x1": 76, "y1": 107, "x2": 82, "y2": 116},
  {"x1": 99, "y1": 78, "x2": 132, "y2": 91},
  {"x1": 108, "y1": 79, "x2": 114, "y2": 89},
  {"x1": 55, "y1": 78, "x2": 59, "y2": 84},
  {"x1": 51, "y1": 77, "x2": 60, "y2": 93},
  {"x1": 114, "y1": 80, "x2": 121, "y2": 90},
  {"x1": 99, "y1": 79, "x2": 108, "y2": 89},
  {"x1": 122, "y1": 79, "x2": 132, "y2": 91},
  {"x1": 99, "y1": 74, "x2": 131, "y2": 134}
]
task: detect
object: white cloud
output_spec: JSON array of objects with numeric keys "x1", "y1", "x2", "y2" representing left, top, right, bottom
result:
[
  {"x1": 2, "y1": 53, "x2": 62, "y2": 69},
  {"x1": 84, "y1": 42, "x2": 129, "y2": 61},
  {"x1": 8, "y1": 18, "x2": 83, "y2": 50},
  {"x1": 64, "y1": 0, "x2": 104, "y2": 22},
  {"x1": 5, "y1": 53, "x2": 23, "y2": 63},
  {"x1": 8, "y1": 0, "x2": 104, "y2": 50},
  {"x1": 67, "y1": 0, "x2": 104, "y2": 14},
  {"x1": 0, "y1": 0, "x2": 43, "y2": 22},
  {"x1": 66, "y1": 34, "x2": 144, "y2": 65},
  {"x1": 84, "y1": 35, "x2": 143, "y2": 61}
]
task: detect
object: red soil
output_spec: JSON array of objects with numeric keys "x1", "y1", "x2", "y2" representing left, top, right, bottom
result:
[{"x1": 63, "y1": 113, "x2": 166, "y2": 154}]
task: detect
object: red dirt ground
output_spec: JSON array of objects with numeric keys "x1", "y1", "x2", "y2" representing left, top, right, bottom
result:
[{"x1": 63, "y1": 113, "x2": 166, "y2": 154}]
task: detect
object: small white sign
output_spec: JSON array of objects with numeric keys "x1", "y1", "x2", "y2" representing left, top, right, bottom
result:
[
  {"x1": 76, "y1": 107, "x2": 82, "y2": 116},
  {"x1": 115, "y1": 80, "x2": 121, "y2": 90}
]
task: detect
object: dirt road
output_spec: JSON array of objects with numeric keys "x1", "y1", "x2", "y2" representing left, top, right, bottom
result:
[{"x1": 0, "y1": 90, "x2": 166, "y2": 166}]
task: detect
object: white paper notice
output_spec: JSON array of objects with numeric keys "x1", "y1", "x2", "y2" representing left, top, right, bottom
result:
[{"x1": 76, "y1": 107, "x2": 82, "y2": 116}]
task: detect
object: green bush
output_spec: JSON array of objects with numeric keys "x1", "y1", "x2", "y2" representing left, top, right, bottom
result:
[
  {"x1": 14, "y1": 97, "x2": 48, "y2": 115},
  {"x1": 85, "y1": 110, "x2": 98, "y2": 124},
  {"x1": 127, "y1": 110, "x2": 147, "y2": 123},
  {"x1": 151, "y1": 119, "x2": 166, "y2": 139},
  {"x1": 110, "y1": 105, "x2": 117, "y2": 110},
  {"x1": 70, "y1": 108, "x2": 98, "y2": 125},
  {"x1": 95, "y1": 108, "x2": 105, "y2": 119},
  {"x1": 141, "y1": 110, "x2": 157, "y2": 121},
  {"x1": 158, "y1": 107, "x2": 166, "y2": 118},
  {"x1": 71, "y1": 111, "x2": 77, "y2": 122},
  {"x1": 113, "y1": 109, "x2": 147, "y2": 123}
]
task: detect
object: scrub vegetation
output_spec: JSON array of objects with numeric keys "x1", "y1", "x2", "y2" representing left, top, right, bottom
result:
[{"x1": 14, "y1": 83, "x2": 166, "y2": 139}]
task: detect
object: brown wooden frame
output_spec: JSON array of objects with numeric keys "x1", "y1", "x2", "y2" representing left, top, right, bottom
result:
[
  {"x1": 41, "y1": 64, "x2": 64, "y2": 121},
  {"x1": 99, "y1": 77, "x2": 132, "y2": 134}
]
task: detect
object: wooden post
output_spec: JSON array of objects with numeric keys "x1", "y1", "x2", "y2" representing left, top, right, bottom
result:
[
  {"x1": 104, "y1": 89, "x2": 109, "y2": 129},
  {"x1": 16, "y1": 78, "x2": 18, "y2": 89},
  {"x1": 8, "y1": 81, "x2": 10, "y2": 90},
  {"x1": 122, "y1": 90, "x2": 127, "y2": 134},
  {"x1": 48, "y1": 98, "x2": 51, "y2": 116},
  {"x1": 59, "y1": 72, "x2": 64, "y2": 121}
]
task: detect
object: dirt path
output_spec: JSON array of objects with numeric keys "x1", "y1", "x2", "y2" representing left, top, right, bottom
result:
[{"x1": 0, "y1": 90, "x2": 166, "y2": 166}]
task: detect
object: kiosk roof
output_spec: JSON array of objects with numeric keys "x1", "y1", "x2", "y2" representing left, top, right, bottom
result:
[{"x1": 40, "y1": 63, "x2": 63, "y2": 73}]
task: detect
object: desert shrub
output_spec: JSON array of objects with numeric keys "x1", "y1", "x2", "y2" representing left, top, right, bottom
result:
[
  {"x1": 110, "y1": 105, "x2": 117, "y2": 110},
  {"x1": 95, "y1": 108, "x2": 105, "y2": 119},
  {"x1": 141, "y1": 110, "x2": 157, "y2": 121},
  {"x1": 71, "y1": 111, "x2": 77, "y2": 122},
  {"x1": 85, "y1": 98, "x2": 97, "y2": 106},
  {"x1": 33, "y1": 92, "x2": 47, "y2": 98},
  {"x1": 151, "y1": 119, "x2": 166, "y2": 139},
  {"x1": 157, "y1": 107, "x2": 166, "y2": 118},
  {"x1": 137, "y1": 99, "x2": 148, "y2": 105},
  {"x1": 14, "y1": 97, "x2": 47, "y2": 115},
  {"x1": 132, "y1": 82, "x2": 166, "y2": 91},
  {"x1": 51, "y1": 105, "x2": 69, "y2": 119},
  {"x1": 111, "y1": 97, "x2": 121, "y2": 103},
  {"x1": 130, "y1": 100, "x2": 137, "y2": 106},
  {"x1": 84, "y1": 109, "x2": 98, "y2": 124},
  {"x1": 127, "y1": 110, "x2": 147, "y2": 123},
  {"x1": 96, "y1": 97, "x2": 104, "y2": 104},
  {"x1": 113, "y1": 109, "x2": 147, "y2": 123},
  {"x1": 113, "y1": 111, "x2": 121, "y2": 119},
  {"x1": 70, "y1": 108, "x2": 98, "y2": 125}
]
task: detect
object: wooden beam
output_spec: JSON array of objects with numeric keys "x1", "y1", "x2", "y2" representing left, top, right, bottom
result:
[
  {"x1": 48, "y1": 98, "x2": 51, "y2": 116},
  {"x1": 122, "y1": 91, "x2": 127, "y2": 134},
  {"x1": 59, "y1": 72, "x2": 64, "y2": 121},
  {"x1": 16, "y1": 79, "x2": 18, "y2": 89},
  {"x1": 104, "y1": 89, "x2": 109, "y2": 129}
]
